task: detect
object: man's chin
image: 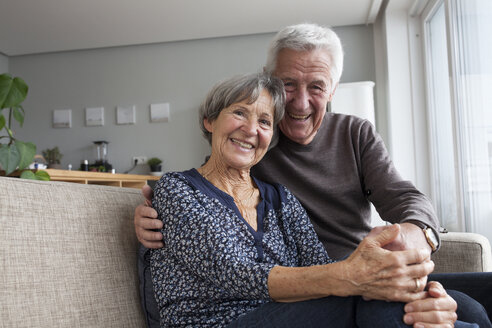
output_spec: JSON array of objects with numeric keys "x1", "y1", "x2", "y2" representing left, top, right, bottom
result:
[{"x1": 280, "y1": 129, "x2": 313, "y2": 145}]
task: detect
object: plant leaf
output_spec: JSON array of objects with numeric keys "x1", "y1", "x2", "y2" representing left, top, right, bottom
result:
[
  {"x1": 0, "y1": 74, "x2": 28, "y2": 109},
  {"x1": 35, "y1": 170, "x2": 50, "y2": 181},
  {"x1": 0, "y1": 143, "x2": 20, "y2": 175},
  {"x1": 15, "y1": 140, "x2": 36, "y2": 171},
  {"x1": 0, "y1": 74, "x2": 12, "y2": 108},
  {"x1": 13, "y1": 106, "x2": 25, "y2": 127},
  {"x1": 0, "y1": 114, "x2": 5, "y2": 131},
  {"x1": 20, "y1": 170, "x2": 36, "y2": 180}
]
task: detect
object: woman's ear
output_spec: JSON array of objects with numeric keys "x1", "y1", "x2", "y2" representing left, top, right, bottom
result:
[{"x1": 204, "y1": 118, "x2": 213, "y2": 133}]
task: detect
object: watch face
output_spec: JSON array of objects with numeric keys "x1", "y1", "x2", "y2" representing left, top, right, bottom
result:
[{"x1": 425, "y1": 228, "x2": 438, "y2": 250}]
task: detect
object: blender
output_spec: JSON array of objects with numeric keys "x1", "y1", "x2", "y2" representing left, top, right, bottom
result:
[{"x1": 92, "y1": 140, "x2": 112, "y2": 172}]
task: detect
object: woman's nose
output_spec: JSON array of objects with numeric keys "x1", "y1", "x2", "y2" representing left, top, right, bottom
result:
[{"x1": 242, "y1": 119, "x2": 258, "y2": 136}]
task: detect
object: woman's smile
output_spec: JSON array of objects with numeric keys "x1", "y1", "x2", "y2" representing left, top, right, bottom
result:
[{"x1": 230, "y1": 138, "x2": 254, "y2": 150}]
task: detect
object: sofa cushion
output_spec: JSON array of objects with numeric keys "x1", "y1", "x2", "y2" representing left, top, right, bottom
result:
[
  {"x1": 432, "y1": 232, "x2": 492, "y2": 273},
  {"x1": 0, "y1": 177, "x2": 146, "y2": 327}
]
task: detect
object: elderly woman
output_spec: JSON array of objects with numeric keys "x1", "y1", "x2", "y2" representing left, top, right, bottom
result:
[{"x1": 149, "y1": 73, "x2": 479, "y2": 327}]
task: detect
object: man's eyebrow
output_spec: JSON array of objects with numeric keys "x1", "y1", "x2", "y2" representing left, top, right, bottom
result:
[{"x1": 311, "y1": 80, "x2": 328, "y2": 87}]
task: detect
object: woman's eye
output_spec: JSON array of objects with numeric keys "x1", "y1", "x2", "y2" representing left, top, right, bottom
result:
[
  {"x1": 233, "y1": 110, "x2": 244, "y2": 116},
  {"x1": 260, "y1": 119, "x2": 272, "y2": 127}
]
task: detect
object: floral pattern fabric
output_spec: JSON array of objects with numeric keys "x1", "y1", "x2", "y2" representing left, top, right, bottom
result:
[{"x1": 150, "y1": 169, "x2": 333, "y2": 327}]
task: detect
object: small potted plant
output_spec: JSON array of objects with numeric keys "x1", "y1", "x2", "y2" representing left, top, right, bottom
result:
[
  {"x1": 147, "y1": 157, "x2": 162, "y2": 175},
  {"x1": 42, "y1": 147, "x2": 63, "y2": 169}
]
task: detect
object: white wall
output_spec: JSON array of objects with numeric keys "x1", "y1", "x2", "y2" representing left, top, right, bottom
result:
[
  {"x1": 8, "y1": 25, "x2": 375, "y2": 174},
  {"x1": 0, "y1": 53, "x2": 8, "y2": 73}
]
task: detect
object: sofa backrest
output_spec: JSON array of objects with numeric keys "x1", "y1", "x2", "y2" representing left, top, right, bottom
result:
[{"x1": 0, "y1": 177, "x2": 146, "y2": 327}]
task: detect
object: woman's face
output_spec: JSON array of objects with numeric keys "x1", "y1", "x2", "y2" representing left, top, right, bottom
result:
[{"x1": 204, "y1": 90, "x2": 275, "y2": 171}]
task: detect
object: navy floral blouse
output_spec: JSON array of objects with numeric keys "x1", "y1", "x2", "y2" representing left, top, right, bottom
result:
[{"x1": 150, "y1": 169, "x2": 333, "y2": 327}]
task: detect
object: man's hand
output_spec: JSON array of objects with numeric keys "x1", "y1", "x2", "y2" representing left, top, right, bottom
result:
[
  {"x1": 368, "y1": 223, "x2": 431, "y2": 252},
  {"x1": 403, "y1": 281, "x2": 458, "y2": 327},
  {"x1": 342, "y1": 224, "x2": 434, "y2": 303},
  {"x1": 134, "y1": 185, "x2": 164, "y2": 249}
]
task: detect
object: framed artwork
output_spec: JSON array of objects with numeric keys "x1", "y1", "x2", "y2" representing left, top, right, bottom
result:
[
  {"x1": 53, "y1": 109, "x2": 72, "y2": 128},
  {"x1": 86, "y1": 107, "x2": 104, "y2": 126},
  {"x1": 116, "y1": 105, "x2": 136, "y2": 125},
  {"x1": 150, "y1": 103, "x2": 170, "y2": 123}
]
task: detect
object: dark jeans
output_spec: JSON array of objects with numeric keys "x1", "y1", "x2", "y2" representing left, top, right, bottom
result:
[
  {"x1": 429, "y1": 272, "x2": 492, "y2": 323},
  {"x1": 139, "y1": 246, "x2": 491, "y2": 327},
  {"x1": 226, "y1": 296, "x2": 480, "y2": 328}
]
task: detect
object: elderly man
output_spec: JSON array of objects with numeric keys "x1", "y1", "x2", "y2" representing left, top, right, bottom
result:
[{"x1": 136, "y1": 24, "x2": 491, "y2": 327}]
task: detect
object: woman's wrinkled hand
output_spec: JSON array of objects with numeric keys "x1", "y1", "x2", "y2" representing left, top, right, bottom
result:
[{"x1": 341, "y1": 224, "x2": 434, "y2": 303}]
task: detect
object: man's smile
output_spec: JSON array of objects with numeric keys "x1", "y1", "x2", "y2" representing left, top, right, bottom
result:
[{"x1": 287, "y1": 112, "x2": 310, "y2": 121}]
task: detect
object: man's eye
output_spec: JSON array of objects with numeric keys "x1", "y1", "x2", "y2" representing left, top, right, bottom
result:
[
  {"x1": 283, "y1": 82, "x2": 296, "y2": 92},
  {"x1": 310, "y1": 85, "x2": 325, "y2": 95}
]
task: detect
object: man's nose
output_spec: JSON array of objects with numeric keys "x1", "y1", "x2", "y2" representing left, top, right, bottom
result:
[{"x1": 290, "y1": 88, "x2": 310, "y2": 110}]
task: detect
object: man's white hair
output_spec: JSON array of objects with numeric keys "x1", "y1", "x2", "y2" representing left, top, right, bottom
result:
[{"x1": 265, "y1": 23, "x2": 344, "y2": 86}]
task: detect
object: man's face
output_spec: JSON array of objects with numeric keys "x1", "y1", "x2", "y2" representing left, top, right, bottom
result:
[{"x1": 273, "y1": 48, "x2": 336, "y2": 145}]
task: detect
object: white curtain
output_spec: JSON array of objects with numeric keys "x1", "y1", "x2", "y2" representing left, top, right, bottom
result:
[
  {"x1": 425, "y1": 0, "x2": 492, "y2": 241},
  {"x1": 452, "y1": 0, "x2": 492, "y2": 239}
]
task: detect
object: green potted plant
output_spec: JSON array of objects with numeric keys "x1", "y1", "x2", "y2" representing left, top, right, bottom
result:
[
  {"x1": 42, "y1": 146, "x2": 63, "y2": 169},
  {"x1": 0, "y1": 73, "x2": 49, "y2": 180},
  {"x1": 147, "y1": 157, "x2": 162, "y2": 174}
]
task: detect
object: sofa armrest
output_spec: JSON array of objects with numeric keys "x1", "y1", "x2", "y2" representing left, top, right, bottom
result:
[{"x1": 432, "y1": 232, "x2": 492, "y2": 273}]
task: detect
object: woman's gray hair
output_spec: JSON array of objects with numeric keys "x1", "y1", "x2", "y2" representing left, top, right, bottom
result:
[
  {"x1": 265, "y1": 23, "x2": 344, "y2": 87},
  {"x1": 199, "y1": 73, "x2": 285, "y2": 145}
]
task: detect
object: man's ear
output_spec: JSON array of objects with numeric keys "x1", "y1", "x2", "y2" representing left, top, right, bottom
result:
[
  {"x1": 204, "y1": 118, "x2": 213, "y2": 133},
  {"x1": 328, "y1": 82, "x2": 339, "y2": 102}
]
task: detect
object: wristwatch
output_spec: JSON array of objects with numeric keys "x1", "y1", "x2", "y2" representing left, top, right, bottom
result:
[
  {"x1": 422, "y1": 226, "x2": 439, "y2": 252},
  {"x1": 410, "y1": 221, "x2": 439, "y2": 252}
]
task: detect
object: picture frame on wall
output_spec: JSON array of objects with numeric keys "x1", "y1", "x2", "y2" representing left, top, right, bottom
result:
[
  {"x1": 150, "y1": 103, "x2": 170, "y2": 123},
  {"x1": 86, "y1": 107, "x2": 104, "y2": 126},
  {"x1": 52, "y1": 109, "x2": 72, "y2": 128},
  {"x1": 116, "y1": 105, "x2": 136, "y2": 125}
]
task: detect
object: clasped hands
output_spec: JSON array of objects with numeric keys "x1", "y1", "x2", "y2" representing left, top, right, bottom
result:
[
  {"x1": 342, "y1": 224, "x2": 457, "y2": 327},
  {"x1": 134, "y1": 189, "x2": 458, "y2": 327}
]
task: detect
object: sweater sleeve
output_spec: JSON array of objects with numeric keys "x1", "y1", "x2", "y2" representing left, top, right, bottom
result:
[
  {"x1": 357, "y1": 121, "x2": 440, "y2": 241},
  {"x1": 152, "y1": 173, "x2": 274, "y2": 301},
  {"x1": 279, "y1": 185, "x2": 334, "y2": 266}
]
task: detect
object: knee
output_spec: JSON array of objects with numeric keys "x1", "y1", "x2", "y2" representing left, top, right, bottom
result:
[
  {"x1": 356, "y1": 299, "x2": 407, "y2": 328},
  {"x1": 447, "y1": 290, "x2": 491, "y2": 327}
]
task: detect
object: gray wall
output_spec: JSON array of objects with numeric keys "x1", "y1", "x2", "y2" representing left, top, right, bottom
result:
[
  {"x1": 0, "y1": 53, "x2": 8, "y2": 73},
  {"x1": 8, "y1": 24, "x2": 375, "y2": 174}
]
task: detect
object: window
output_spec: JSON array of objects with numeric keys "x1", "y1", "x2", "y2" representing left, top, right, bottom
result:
[{"x1": 423, "y1": 0, "x2": 492, "y2": 241}]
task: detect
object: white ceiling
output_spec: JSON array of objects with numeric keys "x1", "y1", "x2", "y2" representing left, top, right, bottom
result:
[{"x1": 0, "y1": 0, "x2": 383, "y2": 56}]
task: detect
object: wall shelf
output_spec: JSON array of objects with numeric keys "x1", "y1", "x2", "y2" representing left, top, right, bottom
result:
[{"x1": 42, "y1": 169, "x2": 160, "y2": 189}]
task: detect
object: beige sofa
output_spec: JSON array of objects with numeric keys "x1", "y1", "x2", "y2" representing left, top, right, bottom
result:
[
  {"x1": 1, "y1": 177, "x2": 491, "y2": 327},
  {"x1": 1, "y1": 177, "x2": 146, "y2": 327}
]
